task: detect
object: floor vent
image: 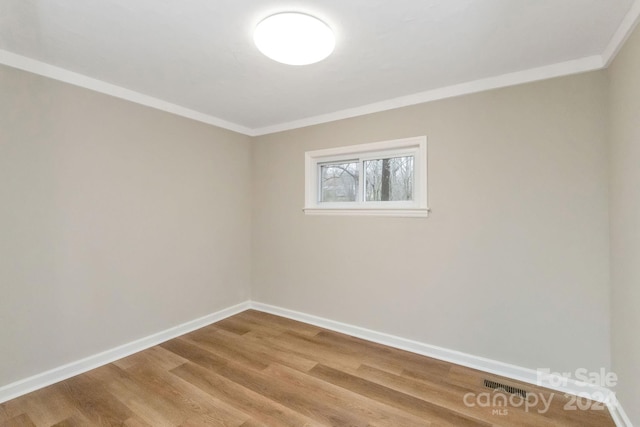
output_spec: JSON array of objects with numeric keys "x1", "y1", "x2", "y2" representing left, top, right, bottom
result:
[{"x1": 483, "y1": 379, "x2": 528, "y2": 399}]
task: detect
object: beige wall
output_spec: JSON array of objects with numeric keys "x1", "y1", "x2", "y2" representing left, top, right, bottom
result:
[
  {"x1": 1, "y1": 49, "x2": 625, "y2": 402},
  {"x1": 609, "y1": 24, "x2": 640, "y2": 425},
  {"x1": 252, "y1": 72, "x2": 611, "y2": 373},
  {"x1": 0, "y1": 65, "x2": 252, "y2": 386}
]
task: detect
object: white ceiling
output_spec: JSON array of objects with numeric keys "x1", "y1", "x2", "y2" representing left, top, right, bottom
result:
[{"x1": 1, "y1": 0, "x2": 638, "y2": 135}]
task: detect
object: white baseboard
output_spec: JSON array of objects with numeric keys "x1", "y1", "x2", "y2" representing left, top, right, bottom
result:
[
  {"x1": 250, "y1": 301, "x2": 630, "y2": 426},
  {"x1": 608, "y1": 399, "x2": 635, "y2": 427},
  {"x1": 0, "y1": 299, "x2": 631, "y2": 426},
  {"x1": 0, "y1": 301, "x2": 251, "y2": 404}
]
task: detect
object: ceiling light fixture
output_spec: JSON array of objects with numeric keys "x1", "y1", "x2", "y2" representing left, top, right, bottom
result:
[{"x1": 254, "y1": 12, "x2": 335, "y2": 66}]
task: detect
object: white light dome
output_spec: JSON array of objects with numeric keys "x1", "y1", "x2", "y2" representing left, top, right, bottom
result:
[{"x1": 254, "y1": 12, "x2": 335, "y2": 66}]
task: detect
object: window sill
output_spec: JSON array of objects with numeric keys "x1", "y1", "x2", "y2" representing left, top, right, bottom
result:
[{"x1": 303, "y1": 208, "x2": 430, "y2": 218}]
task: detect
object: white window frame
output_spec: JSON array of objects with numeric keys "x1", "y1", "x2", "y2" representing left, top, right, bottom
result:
[{"x1": 304, "y1": 136, "x2": 429, "y2": 217}]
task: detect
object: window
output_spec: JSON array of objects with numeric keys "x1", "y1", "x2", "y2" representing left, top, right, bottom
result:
[{"x1": 304, "y1": 136, "x2": 428, "y2": 217}]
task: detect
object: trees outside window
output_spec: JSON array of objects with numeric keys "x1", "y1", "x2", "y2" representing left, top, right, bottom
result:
[{"x1": 305, "y1": 136, "x2": 428, "y2": 217}]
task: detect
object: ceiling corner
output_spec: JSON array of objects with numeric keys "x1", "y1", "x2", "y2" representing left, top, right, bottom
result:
[
  {"x1": 602, "y1": 0, "x2": 640, "y2": 66},
  {"x1": 0, "y1": 49, "x2": 254, "y2": 136}
]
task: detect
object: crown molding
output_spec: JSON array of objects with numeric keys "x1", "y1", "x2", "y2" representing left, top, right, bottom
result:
[
  {"x1": 602, "y1": 0, "x2": 640, "y2": 67},
  {"x1": 3, "y1": 0, "x2": 640, "y2": 140},
  {"x1": 0, "y1": 49, "x2": 254, "y2": 136},
  {"x1": 250, "y1": 55, "x2": 603, "y2": 136}
]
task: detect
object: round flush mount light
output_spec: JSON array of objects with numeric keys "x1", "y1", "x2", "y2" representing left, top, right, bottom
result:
[{"x1": 254, "y1": 12, "x2": 335, "y2": 65}]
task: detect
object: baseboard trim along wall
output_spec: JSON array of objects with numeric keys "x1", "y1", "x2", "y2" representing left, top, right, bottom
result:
[
  {"x1": 0, "y1": 300, "x2": 630, "y2": 427},
  {"x1": 250, "y1": 301, "x2": 630, "y2": 427},
  {"x1": 0, "y1": 301, "x2": 251, "y2": 405},
  {"x1": 609, "y1": 402, "x2": 634, "y2": 427}
]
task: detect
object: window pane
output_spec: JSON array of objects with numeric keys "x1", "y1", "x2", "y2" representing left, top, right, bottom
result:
[
  {"x1": 320, "y1": 161, "x2": 359, "y2": 202},
  {"x1": 365, "y1": 156, "x2": 414, "y2": 201}
]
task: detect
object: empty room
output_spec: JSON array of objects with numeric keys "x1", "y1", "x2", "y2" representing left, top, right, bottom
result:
[{"x1": 1, "y1": 1, "x2": 639, "y2": 426}]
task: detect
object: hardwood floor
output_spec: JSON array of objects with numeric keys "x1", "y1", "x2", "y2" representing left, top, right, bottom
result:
[{"x1": 0, "y1": 310, "x2": 615, "y2": 426}]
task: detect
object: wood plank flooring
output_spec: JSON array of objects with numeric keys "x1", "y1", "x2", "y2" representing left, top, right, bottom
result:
[{"x1": 0, "y1": 310, "x2": 616, "y2": 426}]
